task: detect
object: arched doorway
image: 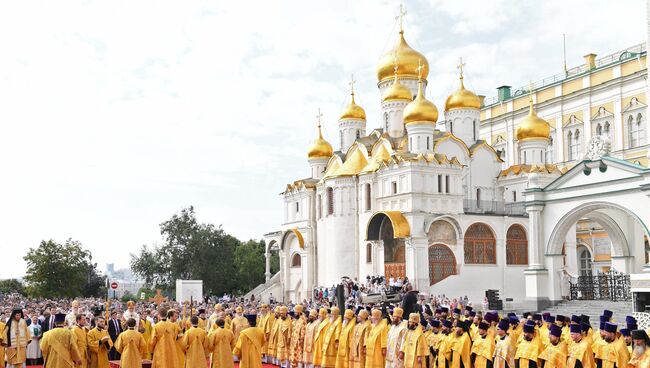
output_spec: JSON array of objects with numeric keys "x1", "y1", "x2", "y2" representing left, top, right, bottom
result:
[
  {"x1": 429, "y1": 244, "x2": 456, "y2": 285},
  {"x1": 367, "y1": 211, "x2": 411, "y2": 279}
]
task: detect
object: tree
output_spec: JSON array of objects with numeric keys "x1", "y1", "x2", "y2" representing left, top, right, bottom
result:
[
  {"x1": 131, "y1": 206, "x2": 241, "y2": 296},
  {"x1": 0, "y1": 279, "x2": 26, "y2": 295},
  {"x1": 233, "y1": 240, "x2": 265, "y2": 293},
  {"x1": 23, "y1": 239, "x2": 106, "y2": 298}
]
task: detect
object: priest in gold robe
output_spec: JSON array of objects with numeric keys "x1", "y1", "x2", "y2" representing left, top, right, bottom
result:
[
  {"x1": 115, "y1": 318, "x2": 147, "y2": 368},
  {"x1": 232, "y1": 306, "x2": 250, "y2": 347},
  {"x1": 303, "y1": 310, "x2": 320, "y2": 368},
  {"x1": 451, "y1": 320, "x2": 471, "y2": 368},
  {"x1": 350, "y1": 310, "x2": 370, "y2": 368},
  {"x1": 207, "y1": 319, "x2": 235, "y2": 368},
  {"x1": 4, "y1": 308, "x2": 31, "y2": 368},
  {"x1": 322, "y1": 307, "x2": 342, "y2": 368},
  {"x1": 599, "y1": 322, "x2": 629, "y2": 368},
  {"x1": 494, "y1": 319, "x2": 515, "y2": 368},
  {"x1": 386, "y1": 307, "x2": 408, "y2": 368},
  {"x1": 40, "y1": 313, "x2": 82, "y2": 368},
  {"x1": 140, "y1": 314, "x2": 153, "y2": 359},
  {"x1": 629, "y1": 330, "x2": 650, "y2": 368},
  {"x1": 87, "y1": 316, "x2": 113, "y2": 368},
  {"x1": 539, "y1": 324, "x2": 567, "y2": 368},
  {"x1": 72, "y1": 314, "x2": 90, "y2": 368},
  {"x1": 276, "y1": 306, "x2": 294, "y2": 368},
  {"x1": 313, "y1": 308, "x2": 331, "y2": 368},
  {"x1": 335, "y1": 309, "x2": 356, "y2": 368},
  {"x1": 260, "y1": 304, "x2": 276, "y2": 364},
  {"x1": 290, "y1": 305, "x2": 307, "y2": 368},
  {"x1": 436, "y1": 320, "x2": 454, "y2": 368},
  {"x1": 150, "y1": 306, "x2": 179, "y2": 368},
  {"x1": 182, "y1": 316, "x2": 209, "y2": 368},
  {"x1": 515, "y1": 323, "x2": 541, "y2": 368},
  {"x1": 567, "y1": 324, "x2": 595, "y2": 368},
  {"x1": 269, "y1": 307, "x2": 282, "y2": 365},
  {"x1": 399, "y1": 313, "x2": 428, "y2": 368},
  {"x1": 234, "y1": 315, "x2": 265, "y2": 368},
  {"x1": 365, "y1": 309, "x2": 387, "y2": 368},
  {"x1": 471, "y1": 321, "x2": 495, "y2": 368}
]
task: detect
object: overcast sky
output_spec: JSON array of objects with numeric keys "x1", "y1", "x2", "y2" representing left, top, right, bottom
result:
[{"x1": 0, "y1": 0, "x2": 646, "y2": 279}]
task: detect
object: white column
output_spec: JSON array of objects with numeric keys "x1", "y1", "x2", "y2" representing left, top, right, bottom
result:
[
  {"x1": 265, "y1": 251, "x2": 271, "y2": 282},
  {"x1": 405, "y1": 237, "x2": 428, "y2": 290},
  {"x1": 527, "y1": 205, "x2": 545, "y2": 269},
  {"x1": 565, "y1": 227, "x2": 578, "y2": 276}
]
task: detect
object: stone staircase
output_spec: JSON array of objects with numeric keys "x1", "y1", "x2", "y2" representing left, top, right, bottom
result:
[{"x1": 542, "y1": 300, "x2": 633, "y2": 325}]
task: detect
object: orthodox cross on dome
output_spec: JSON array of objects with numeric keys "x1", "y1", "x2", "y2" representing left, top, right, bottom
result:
[
  {"x1": 416, "y1": 59, "x2": 424, "y2": 80},
  {"x1": 396, "y1": 4, "x2": 407, "y2": 33},
  {"x1": 349, "y1": 74, "x2": 356, "y2": 96},
  {"x1": 527, "y1": 80, "x2": 535, "y2": 104},
  {"x1": 316, "y1": 108, "x2": 323, "y2": 129},
  {"x1": 457, "y1": 57, "x2": 466, "y2": 79}
]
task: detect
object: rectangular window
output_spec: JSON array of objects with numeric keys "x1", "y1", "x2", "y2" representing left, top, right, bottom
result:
[
  {"x1": 295, "y1": 202, "x2": 299, "y2": 213},
  {"x1": 327, "y1": 188, "x2": 334, "y2": 215},
  {"x1": 365, "y1": 184, "x2": 372, "y2": 212},
  {"x1": 513, "y1": 191, "x2": 517, "y2": 202},
  {"x1": 445, "y1": 175, "x2": 450, "y2": 193},
  {"x1": 438, "y1": 175, "x2": 442, "y2": 193},
  {"x1": 391, "y1": 181, "x2": 397, "y2": 194}
]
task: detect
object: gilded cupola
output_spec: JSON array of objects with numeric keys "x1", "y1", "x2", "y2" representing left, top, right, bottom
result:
[
  {"x1": 516, "y1": 96, "x2": 551, "y2": 141},
  {"x1": 307, "y1": 113, "x2": 334, "y2": 159},
  {"x1": 403, "y1": 63, "x2": 438, "y2": 125},
  {"x1": 445, "y1": 60, "x2": 481, "y2": 111}
]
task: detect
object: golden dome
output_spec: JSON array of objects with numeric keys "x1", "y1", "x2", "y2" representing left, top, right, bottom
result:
[
  {"x1": 340, "y1": 92, "x2": 366, "y2": 120},
  {"x1": 403, "y1": 77, "x2": 438, "y2": 125},
  {"x1": 307, "y1": 120, "x2": 333, "y2": 159},
  {"x1": 382, "y1": 73, "x2": 413, "y2": 102},
  {"x1": 445, "y1": 75, "x2": 481, "y2": 111},
  {"x1": 516, "y1": 99, "x2": 551, "y2": 140},
  {"x1": 376, "y1": 31, "x2": 429, "y2": 83}
]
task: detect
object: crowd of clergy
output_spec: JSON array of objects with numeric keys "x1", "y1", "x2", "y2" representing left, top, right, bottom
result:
[{"x1": 2, "y1": 294, "x2": 650, "y2": 368}]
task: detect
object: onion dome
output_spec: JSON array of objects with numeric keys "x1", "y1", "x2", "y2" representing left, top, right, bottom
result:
[
  {"x1": 340, "y1": 89, "x2": 366, "y2": 121},
  {"x1": 516, "y1": 98, "x2": 551, "y2": 140},
  {"x1": 307, "y1": 119, "x2": 333, "y2": 159},
  {"x1": 445, "y1": 74, "x2": 481, "y2": 111},
  {"x1": 403, "y1": 71, "x2": 438, "y2": 125},
  {"x1": 382, "y1": 72, "x2": 413, "y2": 102},
  {"x1": 376, "y1": 30, "x2": 429, "y2": 83}
]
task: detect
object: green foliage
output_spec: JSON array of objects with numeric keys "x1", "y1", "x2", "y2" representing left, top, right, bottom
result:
[
  {"x1": 137, "y1": 287, "x2": 156, "y2": 300},
  {"x1": 0, "y1": 278, "x2": 26, "y2": 295},
  {"x1": 270, "y1": 249, "x2": 280, "y2": 275},
  {"x1": 23, "y1": 239, "x2": 106, "y2": 298},
  {"x1": 131, "y1": 206, "x2": 265, "y2": 296},
  {"x1": 121, "y1": 292, "x2": 136, "y2": 303}
]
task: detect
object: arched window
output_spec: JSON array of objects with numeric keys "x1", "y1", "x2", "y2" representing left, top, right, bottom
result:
[
  {"x1": 426, "y1": 136, "x2": 430, "y2": 150},
  {"x1": 578, "y1": 247, "x2": 592, "y2": 276},
  {"x1": 506, "y1": 224, "x2": 528, "y2": 265},
  {"x1": 463, "y1": 223, "x2": 496, "y2": 264},
  {"x1": 429, "y1": 244, "x2": 457, "y2": 285},
  {"x1": 473, "y1": 120, "x2": 476, "y2": 141},
  {"x1": 450, "y1": 121, "x2": 454, "y2": 134},
  {"x1": 327, "y1": 187, "x2": 334, "y2": 215},
  {"x1": 567, "y1": 131, "x2": 574, "y2": 161},
  {"x1": 604, "y1": 121, "x2": 611, "y2": 138},
  {"x1": 317, "y1": 194, "x2": 322, "y2": 219},
  {"x1": 356, "y1": 130, "x2": 361, "y2": 139},
  {"x1": 629, "y1": 113, "x2": 645, "y2": 148},
  {"x1": 596, "y1": 123, "x2": 602, "y2": 136},
  {"x1": 546, "y1": 135, "x2": 554, "y2": 163},
  {"x1": 366, "y1": 243, "x2": 372, "y2": 263},
  {"x1": 291, "y1": 253, "x2": 301, "y2": 267},
  {"x1": 384, "y1": 112, "x2": 389, "y2": 131},
  {"x1": 365, "y1": 183, "x2": 372, "y2": 212}
]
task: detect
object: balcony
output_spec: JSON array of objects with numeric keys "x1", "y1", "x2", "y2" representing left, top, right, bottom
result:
[{"x1": 463, "y1": 199, "x2": 528, "y2": 217}]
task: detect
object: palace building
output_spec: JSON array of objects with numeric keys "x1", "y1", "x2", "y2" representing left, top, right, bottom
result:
[{"x1": 249, "y1": 10, "x2": 650, "y2": 310}]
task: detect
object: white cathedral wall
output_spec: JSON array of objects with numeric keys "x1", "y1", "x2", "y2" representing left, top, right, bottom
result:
[
  {"x1": 316, "y1": 178, "x2": 359, "y2": 287},
  {"x1": 469, "y1": 148, "x2": 501, "y2": 202},
  {"x1": 424, "y1": 214, "x2": 528, "y2": 306},
  {"x1": 435, "y1": 139, "x2": 470, "y2": 165}
]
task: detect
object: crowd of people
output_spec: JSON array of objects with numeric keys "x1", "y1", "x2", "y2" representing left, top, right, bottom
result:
[{"x1": 1, "y1": 290, "x2": 650, "y2": 368}]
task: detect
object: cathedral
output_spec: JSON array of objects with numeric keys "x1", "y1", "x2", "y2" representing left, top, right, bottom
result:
[{"x1": 251, "y1": 12, "x2": 650, "y2": 311}]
